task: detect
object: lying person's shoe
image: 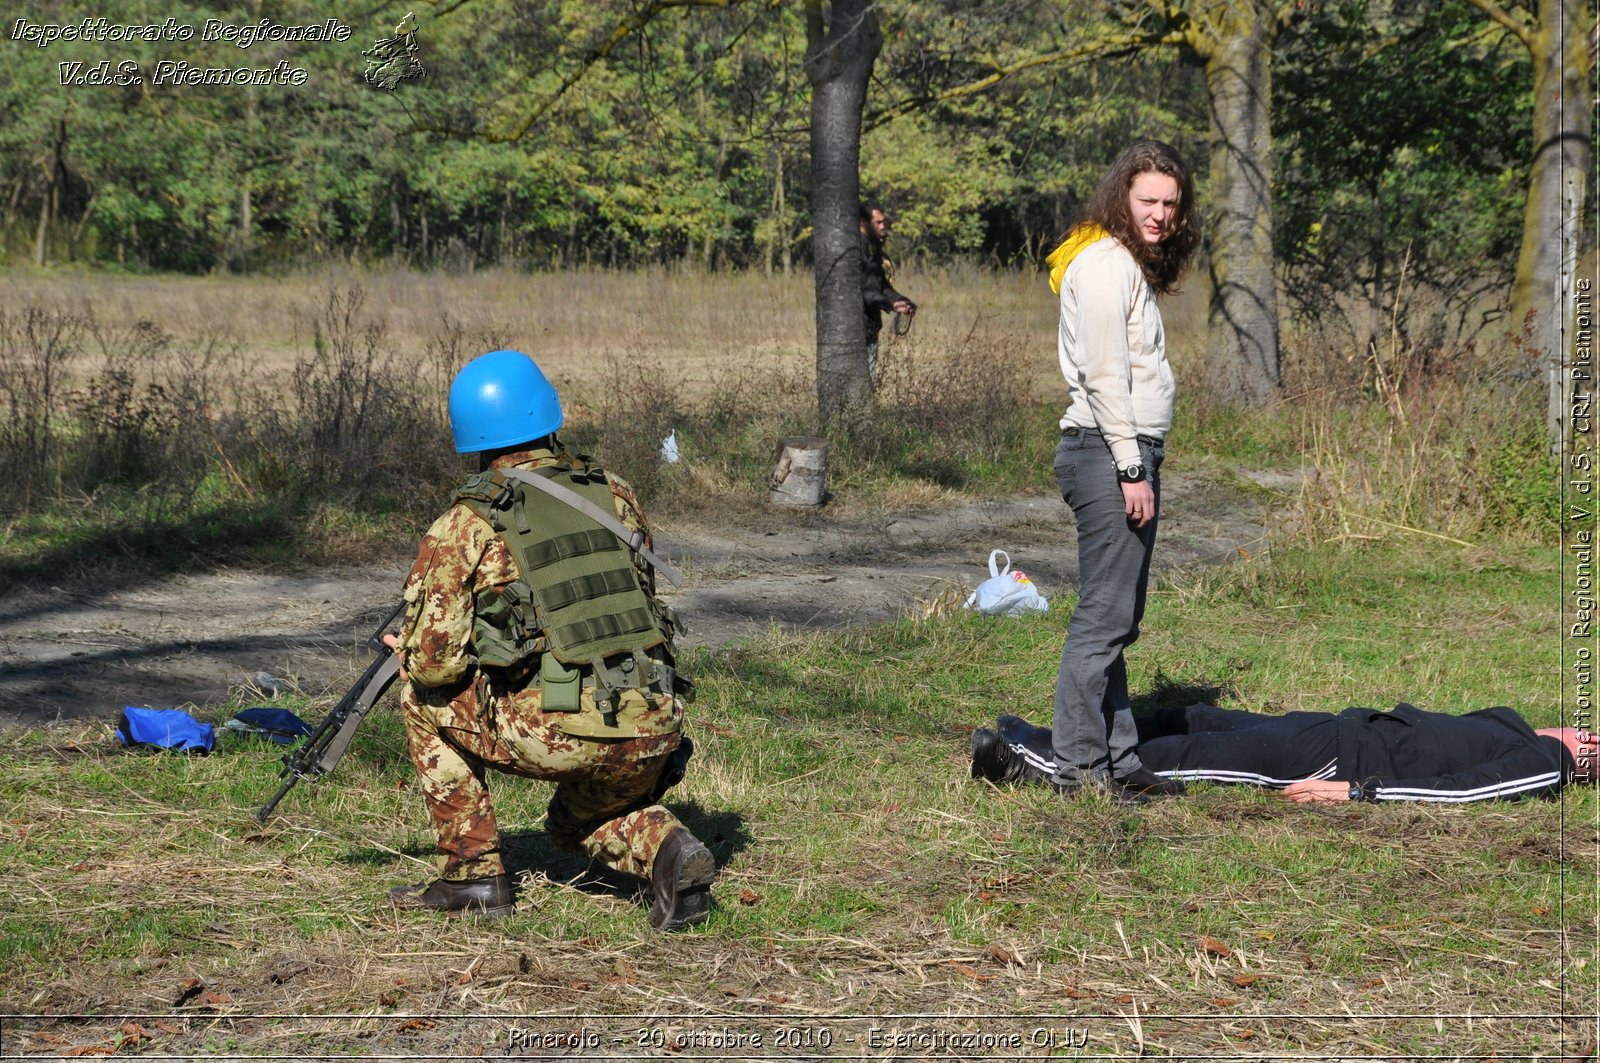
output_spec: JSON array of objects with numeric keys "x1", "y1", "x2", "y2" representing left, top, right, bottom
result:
[
  {"x1": 388, "y1": 874, "x2": 514, "y2": 919},
  {"x1": 1113, "y1": 766, "x2": 1186, "y2": 797},
  {"x1": 649, "y1": 828, "x2": 716, "y2": 931},
  {"x1": 971, "y1": 727, "x2": 1013, "y2": 782}
]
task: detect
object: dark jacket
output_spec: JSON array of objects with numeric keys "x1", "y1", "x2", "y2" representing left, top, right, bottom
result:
[
  {"x1": 860, "y1": 231, "x2": 909, "y2": 339},
  {"x1": 1337, "y1": 703, "x2": 1573, "y2": 803}
]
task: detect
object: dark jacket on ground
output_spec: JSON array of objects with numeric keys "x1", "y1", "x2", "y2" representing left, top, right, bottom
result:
[
  {"x1": 999, "y1": 703, "x2": 1575, "y2": 804},
  {"x1": 1333, "y1": 703, "x2": 1572, "y2": 803}
]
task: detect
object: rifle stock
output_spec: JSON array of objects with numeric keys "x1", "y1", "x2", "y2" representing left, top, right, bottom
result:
[{"x1": 255, "y1": 600, "x2": 407, "y2": 823}]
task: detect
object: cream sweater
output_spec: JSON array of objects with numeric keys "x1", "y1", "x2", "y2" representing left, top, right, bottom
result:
[{"x1": 1056, "y1": 236, "x2": 1175, "y2": 470}]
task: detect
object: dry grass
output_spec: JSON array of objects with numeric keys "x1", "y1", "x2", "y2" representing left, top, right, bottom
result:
[
  {"x1": 0, "y1": 265, "x2": 1132, "y2": 409},
  {"x1": 1, "y1": 708, "x2": 1592, "y2": 1060}
]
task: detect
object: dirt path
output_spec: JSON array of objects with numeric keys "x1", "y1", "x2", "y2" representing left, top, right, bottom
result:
[{"x1": 0, "y1": 471, "x2": 1272, "y2": 727}]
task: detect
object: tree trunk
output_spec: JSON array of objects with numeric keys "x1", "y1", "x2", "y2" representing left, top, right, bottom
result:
[
  {"x1": 805, "y1": 0, "x2": 880, "y2": 424},
  {"x1": 1192, "y1": 4, "x2": 1282, "y2": 407},
  {"x1": 1510, "y1": 0, "x2": 1592, "y2": 451},
  {"x1": 34, "y1": 118, "x2": 66, "y2": 269}
]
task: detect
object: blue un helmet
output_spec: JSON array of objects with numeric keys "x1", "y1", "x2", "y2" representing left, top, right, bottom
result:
[{"x1": 448, "y1": 350, "x2": 564, "y2": 453}]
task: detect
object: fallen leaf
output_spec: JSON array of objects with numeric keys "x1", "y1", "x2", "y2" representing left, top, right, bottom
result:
[
  {"x1": 738, "y1": 890, "x2": 762, "y2": 906},
  {"x1": 893, "y1": 734, "x2": 907, "y2": 743},
  {"x1": 1062, "y1": 985, "x2": 1085, "y2": 1000},
  {"x1": 950, "y1": 962, "x2": 995, "y2": 982},
  {"x1": 172, "y1": 979, "x2": 204, "y2": 1007},
  {"x1": 454, "y1": 958, "x2": 483, "y2": 987},
  {"x1": 267, "y1": 961, "x2": 306, "y2": 985},
  {"x1": 977, "y1": 891, "x2": 995, "y2": 904},
  {"x1": 766, "y1": 993, "x2": 788, "y2": 1004},
  {"x1": 378, "y1": 991, "x2": 401, "y2": 1007},
  {"x1": 1210, "y1": 998, "x2": 1241, "y2": 1007},
  {"x1": 719, "y1": 985, "x2": 741, "y2": 997},
  {"x1": 570, "y1": 980, "x2": 590, "y2": 991},
  {"x1": 61, "y1": 1046, "x2": 114, "y2": 1057},
  {"x1": 195, "y1": 989, "x2": 231, "y2": 1008},
  {"x1": 394, "y1": 778, "x2": 409, "y2": 791},
  {"x1": 1532, "y1": 906, "x2": 1550, "y2": 916},
  {"x1": 1253, "y1": 931, "x2": 1277, "y2": 941},
  {"x1": 118, "y1": 1022, "x2": 153, "y2": 1044},
  {"x1": 1200, "y1": 937, "x2": 1234, "y2": 958},
  {"x1": 396, "y1": 1018, "x2": 435, "y2": 1033},
  {"x1": 1359, "y1": 978, "x2": 1385, "y2": 990},
  {"x1": 988, "y1": 944, "x2": 1021, "y2": 966},
  {"x1": 878, "y1": 802, "x2": 900, "y2": 813},
  {"x1": 1182, "y1": 900, "x2": 1201, "y2": 913},
  {"x1": 1231, "y1": 974, "x2": 1259, "y2": 987},
  {"x1": 701, "y1": 722, "x2": 734, "y2": 737},
  {"x1": 1233, "y1": 1029, "x2": 1257, "y2": 1041},
  {"x1": 1112, "y1": 994, "x2": 1135, "y2": 1005}
]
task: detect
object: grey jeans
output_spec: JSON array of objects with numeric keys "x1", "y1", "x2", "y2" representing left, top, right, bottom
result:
[{"x1": 1050, "y1": 428, "x2": 1163, "y2": 786}]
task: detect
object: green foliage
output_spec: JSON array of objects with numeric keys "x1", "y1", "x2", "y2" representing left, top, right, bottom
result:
[{"x1": 1274, "y1": 0, "x2": 1530, "y2": 346}]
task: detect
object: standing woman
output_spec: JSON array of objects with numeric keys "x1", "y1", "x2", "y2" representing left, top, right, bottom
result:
[{"x1": 1045, "y1": 140, "x2": 1200, "y2": 799}]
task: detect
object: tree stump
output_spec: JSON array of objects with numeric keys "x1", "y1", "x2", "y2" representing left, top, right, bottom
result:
[{"x1": 768, "y1": 436, "x2": 828, "y2": 506}]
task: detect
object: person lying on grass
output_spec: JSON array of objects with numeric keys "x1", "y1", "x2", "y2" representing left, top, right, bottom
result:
[{"x1": 971, "y1": 702, "x2": 1593, "y2": 804}]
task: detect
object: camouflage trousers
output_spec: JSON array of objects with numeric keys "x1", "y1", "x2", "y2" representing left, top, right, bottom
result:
[{"x1": 400, "y1": 675, "x2": 687, "y2": 883}]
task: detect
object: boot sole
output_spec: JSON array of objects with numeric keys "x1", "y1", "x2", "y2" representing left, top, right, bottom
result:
[{"x1": 650, "y1": 841, "x2": 716, "y2": 931}]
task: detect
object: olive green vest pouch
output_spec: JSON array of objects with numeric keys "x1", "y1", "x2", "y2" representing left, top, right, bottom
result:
[{"x1": 455, "y1": 461, "x2": 682, "y2": 741}]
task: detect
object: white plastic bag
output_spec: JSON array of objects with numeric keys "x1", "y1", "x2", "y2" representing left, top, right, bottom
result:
[{"x1": 963, "y1": 549, "x2": 1049, "y2": 616}]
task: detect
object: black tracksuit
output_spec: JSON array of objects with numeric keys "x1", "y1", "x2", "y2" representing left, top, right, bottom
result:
[{"x1": 997, "y1": 703, "x2": 1575, "y2": 804}]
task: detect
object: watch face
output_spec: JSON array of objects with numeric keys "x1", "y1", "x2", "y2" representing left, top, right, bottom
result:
[{"x1": 1120, "y1": 463, "x2": 1144, "y2": 481}]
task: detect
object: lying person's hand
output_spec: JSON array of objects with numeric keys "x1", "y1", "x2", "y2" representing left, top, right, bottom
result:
[{"x1": 1280, "y1": 780, "x2": 1350, "y2": 803}]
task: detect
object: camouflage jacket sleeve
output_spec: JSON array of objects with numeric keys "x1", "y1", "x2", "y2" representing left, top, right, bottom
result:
[
  {"x1": 397, "y1": 503, "x2": 515, "y2": 688},
  {"x1": 604, "y1": 470, "x2": 657, "y2": 585}
]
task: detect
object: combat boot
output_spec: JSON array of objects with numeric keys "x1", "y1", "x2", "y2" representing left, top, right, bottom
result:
[
  {"x1": 648, "y1": 828, "x2": 716, "y2": 931},
  {"x1": 388, "y1": 874, "x2": 514, "y2": 919},
  {"x1": 648, "y1": 734, "x2": 694, "y2": 804}
]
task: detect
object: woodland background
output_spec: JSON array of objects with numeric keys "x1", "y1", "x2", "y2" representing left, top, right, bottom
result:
[{"x1": 1, "y1": 0, "x2": 1572, "y2": 356}]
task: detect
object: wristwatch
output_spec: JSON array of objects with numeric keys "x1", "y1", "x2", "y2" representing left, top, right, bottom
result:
[{"x1": 1117, "y1": 462, "x2": 1146, "y2": 484}]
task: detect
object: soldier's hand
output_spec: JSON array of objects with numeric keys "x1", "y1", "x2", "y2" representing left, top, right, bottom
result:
[{"x1": 381, "y1": 633, "x2": 409, "y2": 683}]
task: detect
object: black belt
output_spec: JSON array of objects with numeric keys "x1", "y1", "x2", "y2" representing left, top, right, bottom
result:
[{"x1": 1061, "y1": 426, "x2": 1164, "y2": 447}]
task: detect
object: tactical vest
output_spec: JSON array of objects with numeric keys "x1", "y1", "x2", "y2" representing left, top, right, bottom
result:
[{"x1": 454, "y1": 459, "x2": 681, "y2": 730}]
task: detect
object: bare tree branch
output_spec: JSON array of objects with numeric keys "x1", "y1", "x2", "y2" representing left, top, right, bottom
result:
[
  {"x1": 1461, "y1": 0, "x2": 1535, "y2": 49},
  {"x1": 865, "y1": 32, "x2": 1184, "y2": 128},
  {"x1": 488, "y1": 0, "x2": 758, "y2": 142}
]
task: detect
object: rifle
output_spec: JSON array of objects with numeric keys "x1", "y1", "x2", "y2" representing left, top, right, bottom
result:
[{"x1": 255, "y1": 599, "x2": 408, "y2": 823}]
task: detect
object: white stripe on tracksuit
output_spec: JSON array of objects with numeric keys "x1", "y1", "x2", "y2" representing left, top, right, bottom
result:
[
  {"x1": 1008, "y1": 738, "x2": 1339, "y2": 790},
  {"x1": 1011, "y1": 736, "x2": 1565, "y2": 801},
  {"x1": 1374, "y1": 770, "x2": 1565, "y2": 803}
]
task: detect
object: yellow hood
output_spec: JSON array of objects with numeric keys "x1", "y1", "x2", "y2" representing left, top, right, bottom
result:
[{"x1": 1045, "y1": 223, "x2": 1110, "y2": 295}]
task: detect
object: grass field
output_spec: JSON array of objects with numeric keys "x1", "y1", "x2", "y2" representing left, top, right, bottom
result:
[
  {"x1": 0, "y1": 267, "x2": 1592, "y2": 1059},
  {"x1": 0, "y1": 537, "x2": 1592, "y2": 1058}
]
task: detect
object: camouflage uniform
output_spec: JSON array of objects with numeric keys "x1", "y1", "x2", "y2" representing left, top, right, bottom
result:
[{"x1": 395, "y1": 445, "x2": 688, "y2": 884}]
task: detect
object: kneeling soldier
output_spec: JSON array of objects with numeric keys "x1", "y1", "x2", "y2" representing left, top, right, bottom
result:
[{"x1": 385, "y1": 349, "x2": 714, "y2": 929}]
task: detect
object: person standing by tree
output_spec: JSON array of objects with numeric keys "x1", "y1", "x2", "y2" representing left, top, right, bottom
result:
[
  {"x1": 1042, "y1": 140, "x2": 1200, "y2": 801},
  {"x1": 859, "y1": 201, "x2": 916, "y2": 384}
]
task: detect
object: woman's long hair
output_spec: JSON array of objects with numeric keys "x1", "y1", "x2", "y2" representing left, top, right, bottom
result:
[{"x1": 1074, "y1": 140, "x2": 1199, "y2": 295}]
